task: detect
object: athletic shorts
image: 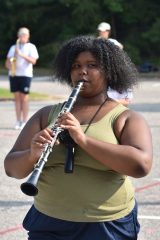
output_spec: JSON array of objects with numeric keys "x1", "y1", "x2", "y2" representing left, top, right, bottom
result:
[
  {"x1": 9, "y1": 76, "x2": 32, "y2": 94},
  {"x1": 23, "y1": 201, "x2": 140, "y2": 240}
]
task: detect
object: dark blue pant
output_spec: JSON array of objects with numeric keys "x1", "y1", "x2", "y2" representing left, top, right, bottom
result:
[{"x1": 23, "y1": 202, "x2": 140, "y2": 240}]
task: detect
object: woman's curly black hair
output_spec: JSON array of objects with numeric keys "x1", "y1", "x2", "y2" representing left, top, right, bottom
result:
[{"x1": 53, "y1": 35, "x2": 138, "y2": 92}]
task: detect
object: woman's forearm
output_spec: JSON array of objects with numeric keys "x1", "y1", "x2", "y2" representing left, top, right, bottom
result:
[
  {"x1": 78, "y1": 136, "x2": 152, "y2": 178},
  {"x1": 4, "y1": 149, "x2": 35, "y2": 179}
]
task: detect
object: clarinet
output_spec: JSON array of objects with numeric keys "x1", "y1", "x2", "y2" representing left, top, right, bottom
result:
[{"x1": 20, "y1": 80, "x2": 84, "y2": 196}]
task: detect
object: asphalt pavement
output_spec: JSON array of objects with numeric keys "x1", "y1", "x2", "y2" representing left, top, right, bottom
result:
[{"x1": 0, "y1": 75, "x2": 160, "y2": 240}]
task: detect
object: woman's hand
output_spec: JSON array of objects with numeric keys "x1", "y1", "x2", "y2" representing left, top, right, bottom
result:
[
  {"x1": 58, "y1": 112, "x2": 86, "y2": 145},
  {"x1": 4, "y1": 106, "x2": 54, "y2": 179},
  {"x1": 30, "y1": 128, "x2": 53, "y2": 164}
]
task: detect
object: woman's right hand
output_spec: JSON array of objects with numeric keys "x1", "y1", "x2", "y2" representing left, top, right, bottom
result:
[{"x1": 30, "y1": 128, "x2": 53, "y2": 164}]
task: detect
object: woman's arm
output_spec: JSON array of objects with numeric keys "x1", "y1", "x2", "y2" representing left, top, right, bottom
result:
[
  {"x1": 59, "y1": 110, "x2": 153, "y2": 178},
  {"x1": 16, "y1": 48, "x2": 37, "y2": 64},
  {"x1": 4, "y1": 106, "x2": 52, "y2": 179}
]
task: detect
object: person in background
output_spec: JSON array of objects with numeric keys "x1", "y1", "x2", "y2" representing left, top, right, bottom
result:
[
  {"x1": 107, "y1": 87, "x2": 133, "y2": 106},
  {"x1": 97, "y1": 22, "x2": 133, "y2": 106},
  {"x1": 5, "y1": 27, "x2": 39, "y2": 130},
  {"x1": 97, "y1": 22, "x2": 123, "y2": 49},
  {"x1": 4, "y1": 35, "x2": 153, "y2": 240}
]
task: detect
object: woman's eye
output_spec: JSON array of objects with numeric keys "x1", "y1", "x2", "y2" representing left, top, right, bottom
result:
[
  {"x1": 88, "y1": 63, "x2": 96, "y2": 68},
  {"x1": 71, "y1": 63, "x2": 98, "y2": 69},
  {"x1": 72, "y1": 64, "x2": 80, "y2": 69}
]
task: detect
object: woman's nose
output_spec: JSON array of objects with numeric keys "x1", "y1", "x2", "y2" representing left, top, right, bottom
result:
[{"x1": 79, "y1": 66, "x2": 87, "y2": 75}]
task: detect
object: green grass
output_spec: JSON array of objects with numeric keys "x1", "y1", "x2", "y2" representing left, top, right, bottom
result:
[{"x1": 0, "y1": 87, "x2": 51, "y2": 100}]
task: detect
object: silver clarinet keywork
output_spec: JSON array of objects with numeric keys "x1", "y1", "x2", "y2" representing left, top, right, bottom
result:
[{"x1": 20, "y1": 80, "x2": 84, "y2": 196}]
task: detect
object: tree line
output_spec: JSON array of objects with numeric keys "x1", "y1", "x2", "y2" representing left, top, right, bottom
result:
[{"x1": 0, "y1": 0, "x2": 159, "y2": 68}]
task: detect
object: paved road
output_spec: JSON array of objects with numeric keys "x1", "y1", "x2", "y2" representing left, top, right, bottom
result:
[{"x1": 0, "y1": 76, "x2": 160, "y2": 239}]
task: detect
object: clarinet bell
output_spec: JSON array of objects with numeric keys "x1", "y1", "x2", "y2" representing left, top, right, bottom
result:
[
  {"x1": 21, "y1": 181, "x2": 38, "y2": 196},
  {"x1": 20, "y1": 167, "x2": 41, "y2": 196}
]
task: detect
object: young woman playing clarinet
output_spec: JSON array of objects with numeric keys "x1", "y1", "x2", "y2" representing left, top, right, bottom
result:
[{"x1": 4, "y1": 35, "x2": 152, "y2": 240}]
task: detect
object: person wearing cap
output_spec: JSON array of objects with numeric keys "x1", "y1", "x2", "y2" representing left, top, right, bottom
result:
[
  {"x1": 5, "y1": 27, "x2": 39, "y2": 130},
  {"x1": 97, "y1": 22, "x2": 123, "y2": 49},
  {"x1": 97, "y1": 22, "x2": 133, "y2": 106}
]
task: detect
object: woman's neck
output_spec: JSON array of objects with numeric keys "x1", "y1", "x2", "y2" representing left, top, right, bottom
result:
[{"x1": 76, "y1": 93, "x2": 108, "y2": 106}]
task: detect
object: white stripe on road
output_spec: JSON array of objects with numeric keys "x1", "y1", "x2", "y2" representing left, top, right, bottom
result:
[
  {"x1": 138, "y1": 215, "x2": 160, "y2": 220},
  {"x1": 153, "y1": 83, "x2": 160, "y2": 87},
  {"x1": 153, "y1": 178, "x2": 160, "y2": 181}
]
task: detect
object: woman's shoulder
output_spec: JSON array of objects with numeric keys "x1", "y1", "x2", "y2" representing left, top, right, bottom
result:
[
  {"x1": 114, "y1": 107, "x2": 143, "y2": 123},
  {"x1": 32, "y1": 102, "x2": 66, "y2": 129},
  {"x1": 108, "y1": 103, "x2": 128, "y2": 119},
  {"x1": 30, "y1": 104, "x2": 62, "y2": 129},
  {"x1": 116, "y1": 107, "x2": 144, "y2": 120},
  {"x1": 113, "y1": 107, "x2": 147, "y2": 139},
  {"x1": 36, "y1": 105, "x2": 53, "y2": 115}
]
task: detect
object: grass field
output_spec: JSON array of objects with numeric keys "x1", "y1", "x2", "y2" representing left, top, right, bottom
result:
[
  {"x1": 0, "y1": 66, "x2": 53, "y2": 100},
  {"x1": 0, "y1": 87, "x2": 51, "y2": 101}
]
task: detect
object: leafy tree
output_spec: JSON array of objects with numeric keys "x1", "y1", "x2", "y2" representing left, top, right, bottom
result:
[{"x1": 0, "y1": 0, "x2": 159, "y2": 67}]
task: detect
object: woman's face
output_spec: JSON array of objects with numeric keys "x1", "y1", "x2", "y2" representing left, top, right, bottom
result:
[
  {"x1": 70, "y1": 51, "x2": 107, "y2": 97},
  {"x1": 18, "y1": 34, "x2": 30, "y2": 44}
]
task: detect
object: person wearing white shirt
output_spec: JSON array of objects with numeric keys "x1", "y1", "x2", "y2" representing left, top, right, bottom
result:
[
  {"x1": 97, "y1": 22, "x2": 133, "y2": 106},
  {"x1": 97, "y1": 22, "x2": 123, "y2": 49},
  {"x1": 107, "y1": 87, "x2": 133, "y2": 106},
  {"x1": 5, "y1": 27, "x2": 39, "y2": 130}
]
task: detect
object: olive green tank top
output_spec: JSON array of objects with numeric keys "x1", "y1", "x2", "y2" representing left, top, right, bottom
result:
[{"x1": 34, "y1": 103, "x2": 135, "y2": 222}]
